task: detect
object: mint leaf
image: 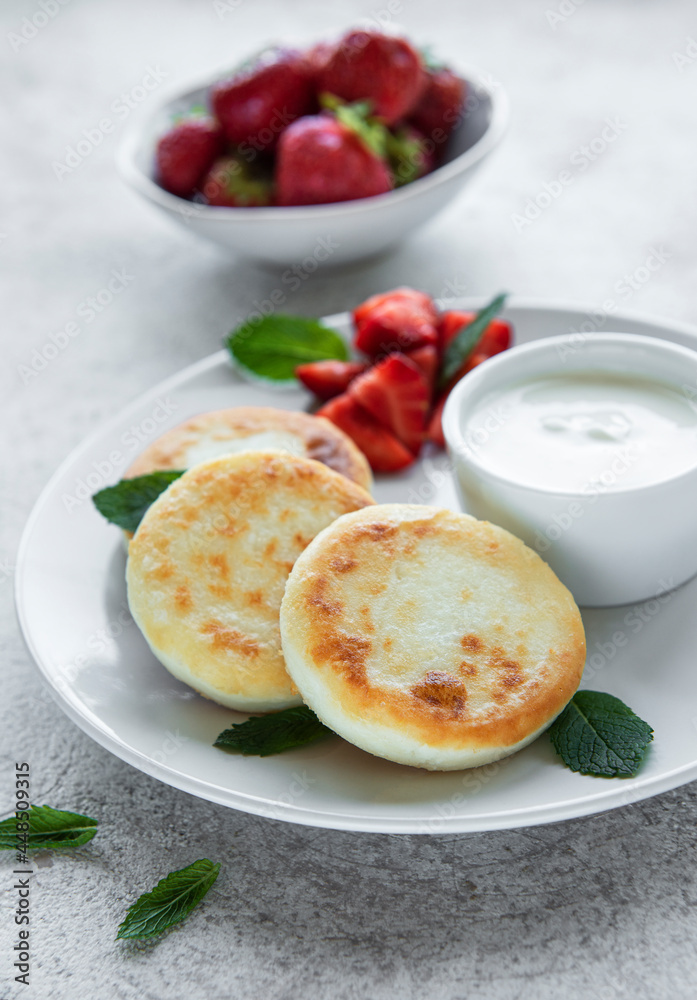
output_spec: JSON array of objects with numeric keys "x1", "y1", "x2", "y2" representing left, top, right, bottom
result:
[
  {"x1": 92, "y1": 470, "x2": 184, "y2": 532},
  {"x1": 0, "y1": 805, "x2": 98, "y2": 850},
  {"x1": 226, "y1": 314, "x2": 348, "y2": 382},
  {"x1": 214, "y1": 705, "x2": 334, "y2": 756},
  {"x1": 549, "y1": 690, "x2": 654, "y2": 777},
  {"x1": 439, "y1": 292, "x2": 508, "y2": 387},
  {"x1": 116, "y1": 859, "x2": 220, "y2": 941}
]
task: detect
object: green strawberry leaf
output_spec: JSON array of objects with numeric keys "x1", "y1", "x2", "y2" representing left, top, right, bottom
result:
[
  {"x1": 0, "y1": 805, "x2": 98, "y2": 850},
  {"x1": 549, "y1": 690, "x2": 654, "y2": 777},
  {"x1": 116, "y1": 859, "x2": 221, "y2": 940},
  {"x1": 214, "y1": 705, "x2": 334, "y2": 756},
  {"x1": 319, "y1": 93, "x2": 388, "y2": 159},
  {"x1": 226, "y1": 314, "x2": 348, "y2": 383},
  {"x1": 92, "y1": 470, "x2": 185, "y2": 533}
]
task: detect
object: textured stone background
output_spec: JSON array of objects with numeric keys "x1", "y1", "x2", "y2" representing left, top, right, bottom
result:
[{"x1": 3, "y1": 0, "x2": 697, "y2": 997}]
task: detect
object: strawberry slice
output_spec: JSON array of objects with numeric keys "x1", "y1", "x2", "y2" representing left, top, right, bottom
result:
[
  {"x1": 405, "y1": 344, "x2": 438, "y2": 396},
  {"x1": 438, "y1": 310, "x2": 512, "y2": 360},
  {"x1": 427, "y1": 394, "x2": 447, "y2": 448},
  {"x1": 295, "y1": 360, "x2": 368, "y2": 401},
  {"x1": 349, "y1": 353, "x2": 429, "y2": 454},
  {"x1": 428, "y1": 313, "x2": 513, "y2": 449},
  {"x1": 353, "y1": 288, "x2": 438, "y2": 358},
  {"x1": 317, "y1": 394, "x2": 414, "y2": 473}
]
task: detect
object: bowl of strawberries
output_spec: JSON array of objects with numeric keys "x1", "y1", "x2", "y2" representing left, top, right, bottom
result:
[{"x1": 118, "y1": 29, "x2": 508, "y2": 266}]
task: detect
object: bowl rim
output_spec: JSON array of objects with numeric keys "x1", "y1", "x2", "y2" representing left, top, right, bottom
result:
[
  {"x1": 442, "y1": 331, "x2": 697, "y2": 498},
  {"x1": 116, "y1": 63, "x2": 509, "y2": 222}
]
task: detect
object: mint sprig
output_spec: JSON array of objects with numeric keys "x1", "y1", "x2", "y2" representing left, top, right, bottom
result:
[
  {"x1": 226, "y1": 314, "x2": 348, "y2": 383},
  {"x1": 214, "y1": 705, "x2": 334, "y2": 756},
  {"x1": 92, "y1": 470, "x2": 184, "y2": 532},
  {"x1": 116, "y1": 859, "x2": 220, "y2": 941},
  {"x1": 0, "y1": 805, "x2": 98, "y2": 850},
  {"x1": 549, "y1": 690, "x2": 654, "y2": 778},
  {"x1": 439, "y1": 292, "x2": 508, "y2": 387}
]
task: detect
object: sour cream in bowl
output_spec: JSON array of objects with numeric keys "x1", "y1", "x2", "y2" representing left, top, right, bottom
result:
[{"x1": 442, "y1": 332, "x2": 697, "y2": 607}]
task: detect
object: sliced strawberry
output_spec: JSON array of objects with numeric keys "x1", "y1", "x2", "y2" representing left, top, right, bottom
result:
[
  {"x1": 427, "y1": 314, "x2": 513, "y2": 450},
  {"x1": 438, "y1": 310, "x2": 512, "y2": 359},
  {"x1": 353, "y1": 288, "x2": 438, "y2": 358},
  {"x1": 295, "y1": 360, "x2": 368, "y2": 401},
  {"x1": 427, "y1": 347, "x2": 509, "y2": 449},
  {"x1": 317, "y1": 394, "x2": 414, "y2": 473},
  {"x1": 405, "y1": 344, "x2": 438, "y2": 396},
  {"x1": 349, "y1": 353, "x2": 428, "y2": 454},
  {"x1": 427, "y1": 394, "x2": 447, "y2": 449}
]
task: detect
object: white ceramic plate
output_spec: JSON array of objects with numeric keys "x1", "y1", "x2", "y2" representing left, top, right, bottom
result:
[{"x1": 16, "y1": 300, "x2": 697, "y2": 834}]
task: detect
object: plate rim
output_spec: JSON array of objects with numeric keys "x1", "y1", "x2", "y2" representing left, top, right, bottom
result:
[{"x1": 15, "y1": 297, "x2": 697, "y2": 834}]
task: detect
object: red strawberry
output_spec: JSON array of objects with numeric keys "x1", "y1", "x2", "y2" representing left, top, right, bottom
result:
[
  {"x1": 427, "y1": 394, "x2": 447, "y2": 448},
  {"x1": 438, "y1": 310, "x2": 512, "y2": 367},
  {"x1": 405, "y1": 344, "x2": 439, "y2": 396},
  {"x1": 317, "y1": 31, "x2": 427, "y2": 125},
  {"x1": 353, "y1": 288, "x2": 438, "y2": 358},
  {"x1": 427, "y1": 314, "x2": 513, "y2": 448},
  {"x1": 156, "y1": 117, "x2": 224, "y2": 198},
  {"x1": 295, "y1": 360, "x2": 368, "y2": 400},
  {"x1": 201, "y1": 155, "x2": 274, "y2": 207},
  {"x1": 317, "y1": 394, "x2": 414, "y2": 473},
  {"x1": 210, "y1": 48, "x2": 314, "y2": 150},
  {"x1": 275, "y1": 114, "x2": 393, "y2": 206},
  {"x1": 349, "y1": 353, "x2": 429, "y2": 454},
  {"x1": 409, "y1": 67, "x2": 466, "y2": 140}
]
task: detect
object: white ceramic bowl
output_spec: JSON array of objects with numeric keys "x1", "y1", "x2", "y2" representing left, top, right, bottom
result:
[
  {"x1": 117, "y1": 66, "x2": 507, "y2": 267},
  {"x1": 443, "y1": 332, "x2": 697, "y2": 607}
]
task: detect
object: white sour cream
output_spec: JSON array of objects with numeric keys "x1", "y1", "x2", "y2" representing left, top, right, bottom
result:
[{"x1": 463, "y1": 372, "x2": 697, "y2": 492}]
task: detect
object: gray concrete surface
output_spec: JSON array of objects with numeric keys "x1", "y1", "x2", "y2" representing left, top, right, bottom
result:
[{"x1": 3, "y1": 0, "x2": 697, "y2": 996}]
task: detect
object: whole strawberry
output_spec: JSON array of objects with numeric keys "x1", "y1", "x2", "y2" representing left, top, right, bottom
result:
[
  {"x1": 317, "y1": 30, "x2": 426, "y2": 125},
  {"x1": 409, "y1": 66, "x2": 466, "y2": 140},
  {"x1": 201, "y1": 155, "x2": 274, "y2": 207},
  {"x1": 210, "y1": 48, "x2": 314, "y2": 151},
  {"x1": 276, "y1": 114, "x2": 393, "y2": 206},
  {"x1": 156, "y1": 116, "x2": 224, "y2": 198}
]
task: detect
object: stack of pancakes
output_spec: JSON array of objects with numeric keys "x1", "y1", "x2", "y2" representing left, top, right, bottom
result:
[{"x1": 126, "y1": 406, "x2": 586, "y2": 770}]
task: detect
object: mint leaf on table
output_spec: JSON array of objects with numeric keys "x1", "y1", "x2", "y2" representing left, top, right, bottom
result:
[
  {"x1": 226, "y1": 314, "x2": 348, "y2": 382},
  {"x1": 116, "y1": 859, "x2": 220, "y2": 941},
  {"x1": 439, "y1": 291, "x2": 508, "y2": 387},
  {"x1": 214, "y1": 705, "x2": 334, "y2": 757},
  {"x1": 0, "y1": 805, "x2": 98, "y2": 850},
  {"x1": 549, "y1": 690, "x2": 654, "y2": 778},
  {"x1": 92, "y1": 470, "x2": 184, "y2": 532}
]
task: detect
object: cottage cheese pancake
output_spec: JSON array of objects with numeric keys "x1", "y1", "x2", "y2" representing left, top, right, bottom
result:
[
  {"x1": 280, "y1": 504, "x2": 586, "y2": 770},
  {"x1": 125, "y1": 406, "x2": 372, "y2": 492},
  {"x1": 126, "y1": 451, "x2": 374, "y2": 711}
]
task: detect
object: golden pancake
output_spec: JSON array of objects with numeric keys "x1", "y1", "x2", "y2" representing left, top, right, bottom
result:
[
  {"x1": 126, "y1": 451, "x2": 374, "y2": 711},
  {"x1": 280, "y1": 504, "x2": 586, "y2": 770},
  {"x1": 126, "y1": 406, "x2": 372, "y2": 491}
]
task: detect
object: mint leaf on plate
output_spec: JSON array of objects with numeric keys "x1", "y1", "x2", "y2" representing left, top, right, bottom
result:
[
  {"x1": 549, "y1": 690, "x2": 654, "y2": 777},
  {"x1": 92, "y1": 470, "x2": 184, "y2": 532},
  {"x1": 214, "y1": 705, "x2": 334, "y2": 757},
  {"x1": 226, "y1": 314, "x2": 348, "y2": 383},
  {"x1": 439, "y1": 291, "x2": 508, "y2": 387},
  {"x1": 0, "y1": 805, "x2": 98, "y2": 850},
  {"x1": 116, "y1": 859, "x2": 220, "y2": 941}
]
